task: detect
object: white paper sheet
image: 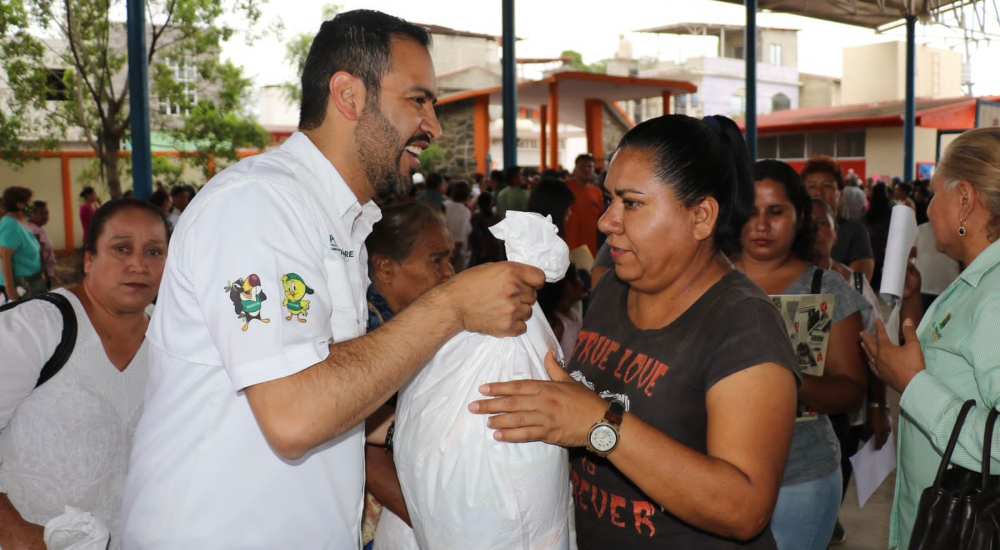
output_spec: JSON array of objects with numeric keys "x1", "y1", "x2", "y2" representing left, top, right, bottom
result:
[{"x1": 849, "y1": 432, "x2": 897, "y2": 509}]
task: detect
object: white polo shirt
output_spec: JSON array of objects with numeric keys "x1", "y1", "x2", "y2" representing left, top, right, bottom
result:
[{"x1": 121, "y1": 132, "x2": 380, "y2": 549}]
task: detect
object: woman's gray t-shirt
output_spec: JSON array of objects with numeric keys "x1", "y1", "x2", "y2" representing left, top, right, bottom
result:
[
  {"x1": 569, "y1": 270, "x2": 799, "y2": 549},
  {"x1": 780, "y1": 266, "x2": 872, "y2": 486}
]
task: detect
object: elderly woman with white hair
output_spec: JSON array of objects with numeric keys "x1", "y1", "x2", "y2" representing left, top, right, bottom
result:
[{"x1": 862, "y1": 127, "x2": 1000, "y2": 549}]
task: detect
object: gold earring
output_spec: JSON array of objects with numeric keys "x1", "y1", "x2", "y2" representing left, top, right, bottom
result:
[{"x1": 959, "y1": 222, "x2": 967, "y2": 237}]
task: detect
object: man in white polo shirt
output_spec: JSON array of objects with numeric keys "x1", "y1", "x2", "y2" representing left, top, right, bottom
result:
[{"x1": 120, "y1": 10, "x2": 544, "y2": 549}]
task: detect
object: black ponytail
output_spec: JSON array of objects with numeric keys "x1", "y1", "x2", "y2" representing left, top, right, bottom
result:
[{"x1": 613, "y1": 114, "x2": 754, "y2": 256}]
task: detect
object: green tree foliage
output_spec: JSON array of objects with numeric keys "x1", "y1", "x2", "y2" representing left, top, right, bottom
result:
[
  {"x1": 560, "y1": 50, "x2": 607, "y2": 74},
  {"x1": 417, "y1": 144, "x2": 445, "y2": 174},
  {"x1": 0, "y1": 0, "x2": 270, "y2": 198},
  {"x1": 282, "y1": 4, "x2": 342, "y2": 104}
]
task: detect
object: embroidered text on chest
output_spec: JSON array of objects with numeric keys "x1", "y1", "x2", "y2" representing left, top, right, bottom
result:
[{"x1": 328, "y1": 235, "x2": 355, "y2": 260}]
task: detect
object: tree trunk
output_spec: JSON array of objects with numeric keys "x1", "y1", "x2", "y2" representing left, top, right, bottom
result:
[
  {"x1": 102, "y1": 145, "x2": 122, "y2": 199},
  {"x1": 101, "y1": 128, "x2": 123, "y2": 199}
]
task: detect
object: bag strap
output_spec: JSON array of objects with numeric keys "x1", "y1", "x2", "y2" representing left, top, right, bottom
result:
[
  {"x1": 0, "y1": 292, "x2": 78, "y2": 388},
  {"x1": 934, "y1": 399, "x2": 978, "y2": 488},
  {"x1": 982, "y1": 407, "x2": 1000, "y2": 489},
  {"x1": 811, "y1": 268, "x2": 824, "y2": 295},
  {"x1": 854, "y1": 271, "x2": 865, "y2": 294}
]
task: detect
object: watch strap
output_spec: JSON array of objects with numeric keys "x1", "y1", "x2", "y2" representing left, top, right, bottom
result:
[{"x1": 604, "y1": 399, "x2": 625, "y2": 426}]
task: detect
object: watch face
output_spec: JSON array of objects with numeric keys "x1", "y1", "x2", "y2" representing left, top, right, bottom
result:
[{"x1": 590, "y1": 424, "x2": 618, "y2": 453}]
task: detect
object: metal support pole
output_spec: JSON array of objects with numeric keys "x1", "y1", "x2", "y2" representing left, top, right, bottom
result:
[
  {"x1": 127, "y1": 0, "x2": 152, "y2": 200},
  {"x1": 904, "y1": 16, "x2": 917, "y2": 183},
  {"x1": 745, "y1": 0, "x2": 758, "y2": 160},
  {"x1": 501, "y1": 0, "x2": 518, "y2": 169}
]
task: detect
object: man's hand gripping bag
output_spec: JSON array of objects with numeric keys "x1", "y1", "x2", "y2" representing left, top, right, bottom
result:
[{"x1": 395, "y1": 211, "x2": 573, "y2": 550}]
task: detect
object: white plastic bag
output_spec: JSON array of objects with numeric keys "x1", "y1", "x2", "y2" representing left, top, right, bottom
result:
[
  {"x1": 394, "y1": 212, "x2": 572, "y2": 550},
  {"x1": 43, "y1": 506, "x2": 111, "y2": 550}
]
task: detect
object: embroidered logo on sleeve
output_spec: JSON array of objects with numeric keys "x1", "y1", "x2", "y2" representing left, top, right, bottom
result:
[
  {"x1": 224, "y1": 274, "x2": 270, "y2": 332},
  {"x1": 282, "y1": 273, "x2": 314, "y2": 323}
]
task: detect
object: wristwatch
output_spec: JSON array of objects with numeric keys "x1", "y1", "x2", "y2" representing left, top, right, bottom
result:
[{"x1": 587, "y1": 399, "x2": 626, "y2": 457}]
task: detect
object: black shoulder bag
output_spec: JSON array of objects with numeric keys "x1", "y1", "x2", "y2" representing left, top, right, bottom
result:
[
  {"x1": 910, "y1": 400, "x2": 1000, "y2": 550},
  {"x1": 0, "y1": 292, "x2": 78, "y2": 388}
]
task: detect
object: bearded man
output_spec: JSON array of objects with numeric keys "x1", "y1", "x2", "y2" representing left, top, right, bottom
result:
[{"x1": 120, "y1": 10, "x2": 544, "y2": 549}]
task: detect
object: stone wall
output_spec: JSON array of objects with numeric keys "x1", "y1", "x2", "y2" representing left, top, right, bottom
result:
[
  {"x1": 602, "y1": 104, "x2": 630, "y2": 160},
  {"x1": 435, "y1": 98, "x2": 477, "y2": 177}
]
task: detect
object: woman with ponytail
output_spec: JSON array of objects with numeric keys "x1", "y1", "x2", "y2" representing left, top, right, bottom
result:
[{"x1": 471, "y1": 115, "x2": 800, "y2": 549}]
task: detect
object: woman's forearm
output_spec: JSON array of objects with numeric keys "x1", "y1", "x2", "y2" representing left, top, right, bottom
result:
[
  {"x1": 799, "y1": 373, "x2": 865, "y2": 414},
  {"x1": 1, "y1": 248, "x2": 17, "y2": 300},
  {"x1": 0, "y1": 493, "x2": 45, "y2": 549},
  {"x1": 608, "y1": 415, "x2": 781, "y2": 540},
  {"x1": 364, "y1": 446, "x2": 410, "y2": 525}
]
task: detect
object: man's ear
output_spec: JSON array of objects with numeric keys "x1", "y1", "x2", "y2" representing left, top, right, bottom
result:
[
  {"x1": 692, "y1": 196, "x2": 720, "y2": 243},
  {"x1": 329, "y1": 72, "x2": 366, "y2": 122}
]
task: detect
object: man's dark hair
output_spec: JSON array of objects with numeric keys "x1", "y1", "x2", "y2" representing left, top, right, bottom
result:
[
  {"x1": 575, "y1": 153, "x2": 595, "y2": 166},
  {"x1": 425, "y1": 172, "x2": 444, "y2": 191},
  {"x1": 32, "y1": 200, "x2": 48, "y2": 211},
  {"x1": 504, "y1": 166, "x2": 522, "y2": 184},
  {"x1": 298, "y1": 10, "x2": 432, "y2": 131},
  {"x1": 526, "y1": 178, "x2": 575, "y2": 237},
  {"x1": 449, "y1": 181, "x2": 471, "y2": 203},
  {"x1": 149, "y1": 189, "x2": 171, "y2": 209},
  {"x1": 170, "y1": 185, "x2": 194, "y2": 198}
]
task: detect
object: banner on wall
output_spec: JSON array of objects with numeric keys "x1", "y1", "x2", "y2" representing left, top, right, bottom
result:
[{"x1": 977, "y1": 100, "x2": 1000, "y2": 128}]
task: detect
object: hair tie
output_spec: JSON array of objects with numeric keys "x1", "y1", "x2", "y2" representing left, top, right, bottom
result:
[{"x1": 702, "y1": 116, "x2": 723, "y2": 136}]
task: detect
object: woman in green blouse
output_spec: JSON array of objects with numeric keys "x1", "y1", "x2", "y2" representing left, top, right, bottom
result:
[
  {"x1": 0, "y1": 186, "x2": 44, "y2": 302},
  {"x1": 862, "y1": 127, "x2": 1000, "y2": 549}
]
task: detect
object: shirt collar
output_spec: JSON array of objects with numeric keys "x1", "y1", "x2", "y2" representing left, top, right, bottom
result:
[
  {"x1": 958, "y1": 238, "x2": 1000, "y2": 288},
  {"x1": 280, "y1": 131, "x2": 381, "y2": 226}
]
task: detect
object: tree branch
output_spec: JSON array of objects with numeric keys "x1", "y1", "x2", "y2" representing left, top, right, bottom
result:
[
  {"x1": 101, "y1": 0, "x2": 115, "y2": 104},
  {"x1": 63, "y1": 0, "x2": 107, "y2": 122},
  {"x1": 148, "y1": 0, "x2": 177, "y2": 65}
]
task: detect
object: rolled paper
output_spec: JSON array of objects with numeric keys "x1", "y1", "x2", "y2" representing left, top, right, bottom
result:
[{"x1": 879, "y1": 205, "x2": 918, "y2": 305}]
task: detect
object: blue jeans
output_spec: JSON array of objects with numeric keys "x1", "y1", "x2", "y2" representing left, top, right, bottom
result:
[{"x1": 771, "y1": 468, "x2": 842, "y2": 550}]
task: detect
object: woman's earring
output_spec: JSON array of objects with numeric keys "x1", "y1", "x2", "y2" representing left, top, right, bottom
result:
[{"x1": 958, "y1": 223, "x2": 967, "y2": 237}]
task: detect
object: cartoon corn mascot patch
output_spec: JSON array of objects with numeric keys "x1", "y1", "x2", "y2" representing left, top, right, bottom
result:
[
  {"x1": 224, "y1": 274, "x2": 270, "y2": 332},
  {"x1": 282, "y1": 273, "x2": 314, "y2": 323}
]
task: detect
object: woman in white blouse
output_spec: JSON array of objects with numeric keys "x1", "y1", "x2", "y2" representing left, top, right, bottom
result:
[{"x1": 0, "y1": 199, "x2": 168, "y2": 550}]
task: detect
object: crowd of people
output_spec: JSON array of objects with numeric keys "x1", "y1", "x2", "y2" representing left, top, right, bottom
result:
[{"x1": 1, "y1": 8, "x2": 1000, "y2": 550}]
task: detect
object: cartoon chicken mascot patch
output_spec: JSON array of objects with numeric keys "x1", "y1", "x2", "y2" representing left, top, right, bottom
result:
[
  {"x1": 282, "y1": 273, "x2": 314, "y2": 323},
  {"x1": 224, "y1": 274, "x2": 270, "y2": 332}
]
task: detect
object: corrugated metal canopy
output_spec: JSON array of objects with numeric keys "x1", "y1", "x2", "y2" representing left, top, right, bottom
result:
[
  {"x1": 637, "y1": 23, "x2": 794, "y2": 35},
  {"x1": 713, "y1": 0, "x2": 971, "y2": 30}
]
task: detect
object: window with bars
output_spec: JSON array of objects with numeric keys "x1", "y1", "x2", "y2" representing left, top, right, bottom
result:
[
  {"x1": 761, "y1": 131, "x2": 866, "y2": 160},
  {"x1": 157, "y1": 57, "x2": 198, "y2": 116}
]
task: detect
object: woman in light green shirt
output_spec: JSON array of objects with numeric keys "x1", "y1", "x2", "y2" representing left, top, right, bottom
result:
[{"x1": 862, "y1": 127, "x2": 1000, "y2": 549}]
